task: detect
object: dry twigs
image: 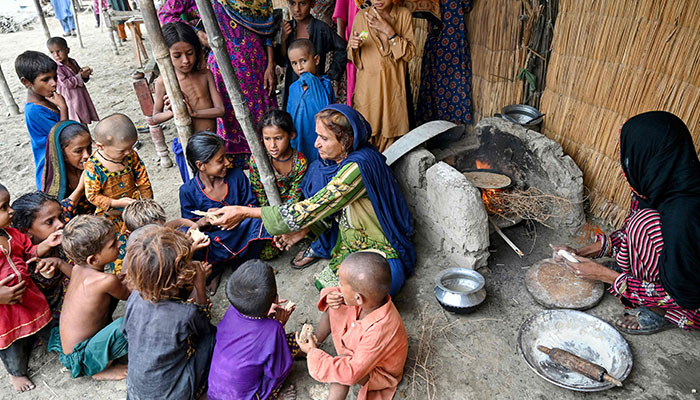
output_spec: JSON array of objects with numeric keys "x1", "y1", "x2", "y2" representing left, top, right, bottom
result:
[
  {"x1": 484, "y1": 187, "x2": 575, "y2": 228},
  {"x1": 407, "y1": 307, "x2": 439, "y2": 400}
]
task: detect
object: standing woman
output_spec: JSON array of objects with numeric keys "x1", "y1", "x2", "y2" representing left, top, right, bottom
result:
[
  {"x1": 552, "y1": 111, "x2": 700, "y2": 333},
  {"x1": 417, "y1": 0, "x2": 473, "y2": 125},
  {"x1": 159, "y1": 0, "x2": 279, "y2": 168},
  {"x1": 209, "y1": 104, "x2": 416, "y2": 295}
]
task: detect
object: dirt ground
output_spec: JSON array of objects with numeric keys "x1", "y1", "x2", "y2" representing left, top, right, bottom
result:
[{"x1": 0, "y1": 12, "x2": 699, "y2": 400}]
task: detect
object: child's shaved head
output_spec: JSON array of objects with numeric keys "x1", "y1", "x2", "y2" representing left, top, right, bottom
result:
[
  {"x1": 94, "y1": 113, "x2": 138, "y2": 145},
  {"x1": 340, "y1": 251, "x2": 392, "y2": 302},
  {"x1": 288, "y1": 38, "x2": 317, "y2": 57}
]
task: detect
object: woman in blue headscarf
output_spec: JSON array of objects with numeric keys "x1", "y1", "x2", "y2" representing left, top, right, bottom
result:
[{"x1": 210, "y1": 104, "x2": 416, "y2": 295}]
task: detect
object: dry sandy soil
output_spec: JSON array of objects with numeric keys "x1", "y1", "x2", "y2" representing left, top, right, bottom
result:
[{"x1": 0, "y1": 11, "x2": 699, "y2": 400}]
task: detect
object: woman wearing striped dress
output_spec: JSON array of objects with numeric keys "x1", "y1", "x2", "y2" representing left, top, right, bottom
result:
[{"x1": 553, "y1": 111, "x2": 700, "y2": 334}]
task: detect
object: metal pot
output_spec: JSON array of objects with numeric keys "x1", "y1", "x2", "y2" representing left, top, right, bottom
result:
[
  {"x1": 501, "y1": 104, "x2": 544, "y2": 131},
  {"x1": 434, "y1": 268, "x2": 487, "y2": 314}
]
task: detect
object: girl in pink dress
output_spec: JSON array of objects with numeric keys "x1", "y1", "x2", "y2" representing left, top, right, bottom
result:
[{"x1": 333, "y1": 0, "x2": 359, "y2": 105}]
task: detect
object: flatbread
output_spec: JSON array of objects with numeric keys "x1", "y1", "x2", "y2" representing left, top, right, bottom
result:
[
  {"x1": 284, "y1": 301, "x2": 296, "y2": 311},
  {"x1": 189, "y1": 228, "x2": 207, "y2": 242},
  {"x1": 192, "y1": 210, "x2": 221, "y2": 220},
  {"x1": 462, "y1": 170, "x2": 512, "y2": 189},
  {"x1": 299, "y1": 323, "x2": 314, "y2": 344}
]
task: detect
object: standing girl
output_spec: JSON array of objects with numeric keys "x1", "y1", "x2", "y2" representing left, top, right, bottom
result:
[
  {"x1": 348, "y1": 2, "x2": 415, "y2": 152},
  {"x1": 153, "y1": 22, "x2": 225, "y2": 134},
  {"x1": 249, "y1": 110, "x2": 308, "y2": 207},
  {"x1": 179, "y1": 132, "x2": 272, "y2": 294}
]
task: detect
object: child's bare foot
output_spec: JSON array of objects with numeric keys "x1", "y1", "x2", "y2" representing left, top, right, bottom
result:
[
  {"x1": 92, "y1": 363, "x2": 128, "y2": 381},
  {"x1": 9, "y1": 375, "x2": 35, "y2": 392},
  {"x1": 279, "y1": 385, "x2": 296, "y2": 400},
  {"x1": 207, "y1": 274, "x2": 221, "y2": 296}
]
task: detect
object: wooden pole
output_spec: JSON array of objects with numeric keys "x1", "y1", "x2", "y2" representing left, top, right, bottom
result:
[
  {"x1": 194, "y1": 0, "x2": 283, "y2": 205},
  {"x1": 140, "y1": 0, "x2": 194, "y2": 158},
  {"x1": 33, "y1": 0, "x2": 51, "y2": 40},
  {"x1": 0, "y1": 66, "x2": 20, "y2": 116},
  {"x1": 71, "y1": 0, "x2": 84, "y2": 48}
]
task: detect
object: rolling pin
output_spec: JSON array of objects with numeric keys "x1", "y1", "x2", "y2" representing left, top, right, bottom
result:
[{"x1": 537, "y1": 345, "x2": 623, "y2": 387}]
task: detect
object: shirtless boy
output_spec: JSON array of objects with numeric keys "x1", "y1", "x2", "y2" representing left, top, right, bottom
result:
[
  {"x1": 152, "y1": 22, "x2": 224, "y2": 132},
  {"x1": 48, "y1": 215, "x2": 130, "y2": 380}
]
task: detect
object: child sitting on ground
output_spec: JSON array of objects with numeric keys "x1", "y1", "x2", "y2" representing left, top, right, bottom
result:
[
  {"x1": 46, "y1": 37, "x2": 99, "y2": 126},
  {"x1": 152, "y1": 22, "x2": 224, "y2": 133},
  {"x1": 0, "y1": 184, "x2": 63, "y2": 392},
  {"x1": 179, "y1": 132, "x2": 273, "y2": 294},
  {"x1": 48, "y1": 215, "x2": 130, "y2": 381},
  {"x1": 11, "y1": 192, "x2": 73, "y2": 322},
  {"x1": 280, "y1": 0, "x2": 346, "y2": 109},
  {"x1": 296, "y1": 251, "x2": 408, "y2": 400},
  {"x1": 208, "y1": 259, "x2": 298, "y2": 400},
  {"x1": 348, "y1": 3, "x2": 415, "y2": 151},
  {"x1": 15, "y1": 51, "x2": 68, "y2": 189},
  {"x1": 249, "y1": 110, "x2": 308, "y2": 206},
  {"x1": 286, "y1": 39, "x2": 335, "y2": 162},
  {"x1": 123, "y1": 225, "x2": 216, "y2": 400},
  {"x1": 122, "y1": 198, "x2": 210, "y2": 253},
  {"x1": 84, "y1": 113, "x2": 153, "y2": 274}
]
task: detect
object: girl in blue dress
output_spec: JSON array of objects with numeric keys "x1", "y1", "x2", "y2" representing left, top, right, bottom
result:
[{"x1": 179, "y1": 132, "x2": 272, "y2": 294}]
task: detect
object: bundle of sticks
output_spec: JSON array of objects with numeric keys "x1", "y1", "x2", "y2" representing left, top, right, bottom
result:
[{"x1": 482, "y1": 187, "x2": 574, "y2": 228}]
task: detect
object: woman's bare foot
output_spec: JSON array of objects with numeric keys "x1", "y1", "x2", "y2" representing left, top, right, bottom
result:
[
  {"x1": 279, "y1": 384, "x2": 297, "y2": 400},
  {"x1": 9, "y1": 375, "x2": 35, "y2": 392},
  {"x1": 92, "y1": 363, "x2": 128, "y2": 381},
  {"x1": 207, "y1": 274, "x2": 221, "y2": 296},
  {"x1": 616, "y1": 314, "x2": 641, "y2": 330}
]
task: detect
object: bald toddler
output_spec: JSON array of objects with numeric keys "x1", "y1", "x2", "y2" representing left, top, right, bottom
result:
[
  {"x1": 296, "y1": 252, "x2": 408, "y2": 400},
  {"x1": 83, "y1": 113, "x2": 153, "y2": 274}
]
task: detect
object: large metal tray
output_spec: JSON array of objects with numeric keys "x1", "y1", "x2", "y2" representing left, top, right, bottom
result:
[{"x1": 517, "y1": 310, "x2": 633, "y2": 392}]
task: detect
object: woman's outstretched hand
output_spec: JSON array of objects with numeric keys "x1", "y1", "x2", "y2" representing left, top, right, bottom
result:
[
  {"x1": 209, "y1": 206, "x2": 247, "y2": 230},
  {"x1": 564, "y1": 255, "x2": 619, "y2": 284}
]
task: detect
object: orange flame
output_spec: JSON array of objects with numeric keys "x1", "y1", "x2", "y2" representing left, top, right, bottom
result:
[
  {"x1": 475, "y1": 160, "x2": 491, "y2": 170},
  {"x1": 480, "y1": 188, "x2": 503, "y2": 214}
]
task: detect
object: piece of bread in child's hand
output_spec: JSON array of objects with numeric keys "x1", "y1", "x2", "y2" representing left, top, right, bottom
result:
[
  {"x1": 192, "y1": 210, "x2": 221, "y2": 220},
  {"x1": 299, "y1": 323, "x2": 314, "y2": 344},
  {"x1": 189, "y1": 228, "x2": 207, "y2": 242},
  {"x1": 284, "y1": 301, "x2": 296, "y2": 311}
]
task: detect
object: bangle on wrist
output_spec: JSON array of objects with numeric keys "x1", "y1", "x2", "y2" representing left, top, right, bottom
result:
[{"x1": 389, "y1": 33, "x2": 398, "y2": 41}]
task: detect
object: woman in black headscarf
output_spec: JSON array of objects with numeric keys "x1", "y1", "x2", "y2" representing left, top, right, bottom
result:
[{"x1": 552, "y1": 111, "x2": 700, "y2": 334}]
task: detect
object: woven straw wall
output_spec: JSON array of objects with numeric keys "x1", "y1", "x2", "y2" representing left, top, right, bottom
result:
[
  {"x1": 540, "y1": 0, "x2": 700, "y2": 226},
  {"x1": 466, "y1": 0, "x2": 525, "y2": 121}
]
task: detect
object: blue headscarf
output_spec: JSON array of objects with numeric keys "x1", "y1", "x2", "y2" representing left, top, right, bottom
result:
[{"x1": 301, "y1": 104, "x2": 416, "y2": 276}]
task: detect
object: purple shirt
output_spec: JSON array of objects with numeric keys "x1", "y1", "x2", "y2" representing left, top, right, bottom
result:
[{"x1": 208, "y1": 306, "x2": 293, "y2": 400}]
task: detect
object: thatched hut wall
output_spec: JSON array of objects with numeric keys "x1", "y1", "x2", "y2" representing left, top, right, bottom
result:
[
  {"x1": 466, "y1": 0, "x2": 525, "y2": 121},
  {"x1": 539, "y1": 0, "x2": 700, "y2": 226}
]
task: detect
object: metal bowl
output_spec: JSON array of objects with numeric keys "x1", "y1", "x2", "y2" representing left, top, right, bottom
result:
[
  {"x1": 434, "y1": 268, "x2": 487, "y2": 314},
  {"x1": 501, "y1": 104, "x2": 544, "y2": 129},
  {"x1": 517, "y1": 310, "x2": 633, "y2": 392}
]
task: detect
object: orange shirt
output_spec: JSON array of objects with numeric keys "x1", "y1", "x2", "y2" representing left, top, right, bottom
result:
[{"x1": 307, "y1": 287, "x2": 408, "y2": 400}]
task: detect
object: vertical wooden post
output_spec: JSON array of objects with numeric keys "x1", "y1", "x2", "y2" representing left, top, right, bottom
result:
[
  {"x1": 140, "y1": 0, "x2": 194, "y2": 156},
  {"x1": 33, "y1": 0, "x2": 51, "y2": 40},
  {"x1": 194, "y1": 0, "x2": 282, "y2": 205},
  {"x1": 103, "y1": 7, "x2": 119, "y2": 55},
  {"x1": 0, "y1": 66, "x2": 20, "y2": 116},
  {"x1": 71, "y1": 0, "x2": 85, "y2": 48}
]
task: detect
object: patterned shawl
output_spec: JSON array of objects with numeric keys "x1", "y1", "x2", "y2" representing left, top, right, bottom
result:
[
  {"x1": 217, "y1": 0, "x2": 278, "y2": 35},
  {"x1": 42, "y1": 120, "x2": 88, "y2": 200}
]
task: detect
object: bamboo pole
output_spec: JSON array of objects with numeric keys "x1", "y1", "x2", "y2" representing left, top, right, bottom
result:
[
  {"x1": 141, "y1": 0, "x2": 194, "y2": 164},
  {"x1": 71, "y1": 0, "x2": 85, "y2": 48},
  {"x1": 194, "y1": 0, "x2": 283, "y2": 205},
  {"x1": 33, "y1": 0, "x2": 51, "y2": 40},
  {"x1": 0, "y1": 66, "x2": 20, "y2": 116}
]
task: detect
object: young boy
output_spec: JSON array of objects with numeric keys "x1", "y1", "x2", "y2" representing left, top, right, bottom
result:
[
  {"x1": 297, "y1": 251, "x2": 408, "y2": 400},
  {"x1": 286, "y1": 39, "x2": 335, "y2": 162},
  {"x1": 208, "y1": 259, "x2": 298, "y2": 400},
  {"x1": 47, "y1": 215, "x2": 130, "y2": 380},
  {"x1": 280, "y1": 0, "x2": 346, "y2": 109},
  {"x1": 84, "y1": 113, "x2": 153, "y2": 274},
  {"x1": 15, "y1": 51, "x2": 68, "y2": 190},
  {"x1": 47, "y1": 37, "x2": 99, "y2": 126}
]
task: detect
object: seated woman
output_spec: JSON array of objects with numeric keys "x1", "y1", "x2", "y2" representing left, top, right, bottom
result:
[
  {"x1": 42, "y1": 120, "x2": 96, "y2": 220},
  {"x1": 209, "y1": 104, "x2": 416, "y2": 295},
  {"x1": 553, "y1": 111, "x2": 700, "y2": 334}
]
